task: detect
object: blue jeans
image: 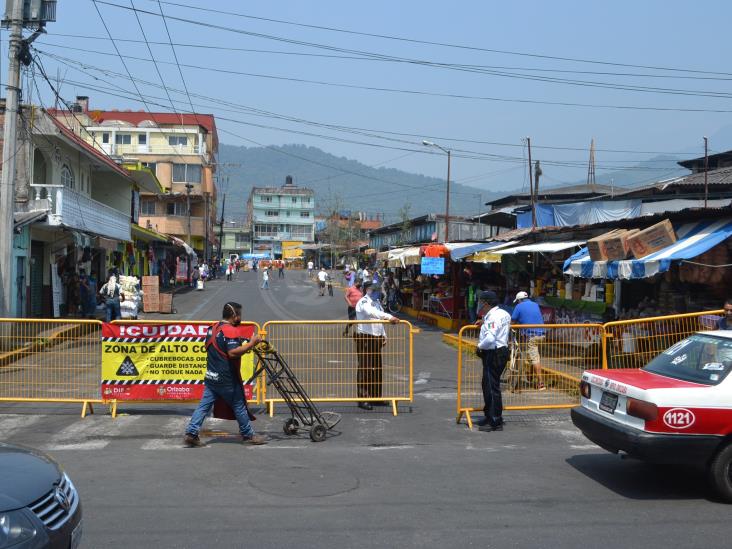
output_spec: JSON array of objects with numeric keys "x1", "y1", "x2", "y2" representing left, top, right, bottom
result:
[
  {"x1": 261, "y1": 279, "x2": 269, "y2": 289},
  {"x1": 105, "y1": 299, "x2": 120, "y2": 322},
  {"x1": 186, "y1": 384, "x2": 255, "y2": 437}
]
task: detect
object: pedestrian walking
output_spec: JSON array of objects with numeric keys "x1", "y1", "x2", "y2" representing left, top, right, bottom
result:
[
  {"x1": 79, "y1": 269, "x2": 91, "y2": 318},
  {"x1": 511, "y1": 291, "x2": 546, "y2": 390},
  {"x1": 317, "y1": 267, "x2": 328, "y2": 296},
  {"x1": 354, "y1": 281, "x2": 399, "y2": 410},
  {"x1": 327, "y1": 271, "x2": 334, "y2": 296},
  {"x1": 235, "y1": 259, "x2": 241, "y2": 273},
  {"x1": 86, "y1": 271, "x2": 98, "y2": 318},
  {"x1": 360, "y1": 267, "x2": 370, "y2": 284},
  {"x1": 261, "y1": 267, "x2": 270, "y2": 290},
  {"x1": 99, "y1": 274, "x2": 121, "y2": 322},
  {"x1": 343, "y1": 281, "x2": 363, "y2": 337},
  {"x1": 226, "y1": 261, "x2": 233, "y2": 281},
  {"x1": 278, "y1": 260, "x2": 285, "y2": 278},
  {"x1": 184, "y1": 302, "x2": 267, "y2": 447},
  {"x1": 192, "y1": 265, "x2": 201, "y2": 289},
  {"x1": 475, "y1": 291, "x2": 511, "y2": 432},
  {"x1": 344, "y1": 267, "x2": 354, "y2": 288}
]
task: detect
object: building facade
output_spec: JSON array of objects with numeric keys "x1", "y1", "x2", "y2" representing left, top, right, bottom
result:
[
  {"x1": 247, "y1": 176, "x2": 315, "y2": 258},
  {"x1": 220, "y1": 221, "x2": 252, "y2": 259},
  {"x1": 2, "y1": 104, "x2": 161, "y2": 317},
  {"x1": 52, "y1": 97, "x2": 218, "y2": 258}
]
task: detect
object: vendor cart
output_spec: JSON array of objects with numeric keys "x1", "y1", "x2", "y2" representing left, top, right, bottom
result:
[{"x1": 248, "y1": 342, "x2": 341, "y2": 442}]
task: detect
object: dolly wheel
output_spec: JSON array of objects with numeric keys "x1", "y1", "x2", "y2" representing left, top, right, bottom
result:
[
  {"x1": 283, "y1": 418, "x2": 299, "y2": 435},
  {"x1": 310, "y1": 424, "x2": 327, "y2": 442}
]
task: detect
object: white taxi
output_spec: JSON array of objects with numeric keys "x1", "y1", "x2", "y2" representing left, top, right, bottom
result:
[{"x1": 571, "y1": 330, "x2": 732, "y2": 502}]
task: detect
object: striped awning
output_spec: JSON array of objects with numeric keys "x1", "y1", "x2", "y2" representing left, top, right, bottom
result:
[{"x1": 563, "y1": 218, "x2": 732, "y2": 279}]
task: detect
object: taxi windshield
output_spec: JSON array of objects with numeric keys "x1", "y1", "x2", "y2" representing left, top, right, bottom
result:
[{"x1": 644, "y1": 334, "x2": 732, "y2": 386}]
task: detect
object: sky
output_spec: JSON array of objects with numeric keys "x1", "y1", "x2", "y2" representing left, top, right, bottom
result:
[{"x1": 8, "y1": 0, "x2": 732, "y2": 196}]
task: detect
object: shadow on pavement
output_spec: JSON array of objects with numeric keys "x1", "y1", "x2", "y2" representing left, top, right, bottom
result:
[{"x1": 566, "y1": 453, "x2": 712, "y2": 501}]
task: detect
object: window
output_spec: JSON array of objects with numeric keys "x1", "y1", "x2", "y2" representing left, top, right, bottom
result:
[
  {"x1": 285, "y1": 211, "x2": 290, "y2": 217},
  {"x1": 141, "y1": 199, "x2": 157, "y2": 215},
  {"x1": 115, "y1": 134, "x2": 132, "y2": 145},
  {"x1": 265, "y1": 210, "x2": 278, "y2": 217},
  {"x1": 166, "y1": 202, "x2": 188, "y2": 216},
  {"x1": 303, "y1": 197, "x2": 311, "y2": 203},
  {"x1": 172, "y1": 163, "x2": 202, "y2": 183},
  {"x1": 142, "y1": 162, "x2": 157, "y2": 175},
  {"x1": 300, "y1": 211, "x2": 310, "y2": 218},
  {"x1": 138, "y1": 134, "x2": 147, "y2": 145},
  {"x1": 261, "y1": 196, "x2": 272, "y2": 202},
  {"x1": 292, "y1": 197, "x2": 297, "y2": 203},
  {"x1": 61, "y1": 165, "x2": 74, "y2": 189},
  {"x1": 102, "y1": 133, "x2": 110, "y2": 144},
  {"x1": 168, "y1": 135, "x2": 188, "y2": 147}
]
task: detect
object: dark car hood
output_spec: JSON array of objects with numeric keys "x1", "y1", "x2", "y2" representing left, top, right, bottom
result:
[{"x1": 0, "y1": 443, "x2": 61, "y2": 511}]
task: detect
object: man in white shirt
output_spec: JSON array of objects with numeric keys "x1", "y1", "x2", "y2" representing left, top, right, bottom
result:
[
  {"x1": 360, "y1": 267, "x2": 370, "y2": 283},
  {"x1": 476, "y1": 290, "x2": 511, "y2": 432},
  {"x1": 307, "y1": 260, "x2": 314, "y2": 279},
  {"x1": 354, "y1": 281, "x2": 399, "y2": 410},
  {"x1": 317, "y1": 267, "x2": 328, "y2": 296},
  {"x1": 261, "y1": 267, "x2": 270, "y2": 290}
]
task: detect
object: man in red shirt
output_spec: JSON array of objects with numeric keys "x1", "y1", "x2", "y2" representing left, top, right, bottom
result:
[{"x1": 342, "y1": 281, "x2": 363, "y2": 337}]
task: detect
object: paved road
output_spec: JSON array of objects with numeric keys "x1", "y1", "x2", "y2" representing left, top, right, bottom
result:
[{"x1": 2, "y1": 270, "x2": 730, "y2": 548}]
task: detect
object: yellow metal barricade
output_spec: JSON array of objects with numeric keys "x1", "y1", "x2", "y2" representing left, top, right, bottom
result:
[
  {"x1": 0, "y1": 318, "x2": 105, "y2": 417},
  {"x1": 457, "y1": 323, "x2": 603, "y2": 428},
  {"x1": 261, "y1": 320, "x2": 415, "y2": 416},
  {"x1": 107, "y1": 320, "x2": 263, "y2": 417},
  {"x1": 603, "y1": 310, "x2": 723, "y2": 370}
]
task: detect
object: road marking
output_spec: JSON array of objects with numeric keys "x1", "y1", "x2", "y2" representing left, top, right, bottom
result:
[
  {"x1": 414, "y1": 371, "x2": 431, "y2": 385},
  {"x1": 368, "y1": 445, "x2": 414, "y2": 451},
  {"x1": 0, "y1": 414, "x2": 42, "y2": 437},
  {"x1": 415, "y1": 391, "x2": 456, "y2": 400},
  {"x1": 44, "y1": 416, "x2": 140, "y2": 451},
  {"x1": 570, "y1": 444, "x2": 599, "y2": 450},
  {"x1": 141, "y1": 417, "x2": 190, "y2": 450}
]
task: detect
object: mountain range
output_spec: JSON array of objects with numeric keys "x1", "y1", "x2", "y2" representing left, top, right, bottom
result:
[{"x1": 217, "y1": 125, "x2": 732, "y2": 223}]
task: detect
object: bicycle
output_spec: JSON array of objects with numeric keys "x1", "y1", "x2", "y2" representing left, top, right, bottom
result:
[
  {"x1": 504, "y1": 330, "x2": 533, "y2": 392},
  {"x1": 381, "y1": 288, "x2": 403, "y2": 314}
]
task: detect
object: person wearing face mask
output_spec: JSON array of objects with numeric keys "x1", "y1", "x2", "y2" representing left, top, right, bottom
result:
[
  {"x1": 717, "y1": 299, "x2": 732, "y2": 330},
  {"x1": 354, "y1": 281, "x2": 399, "y2": 410},
  {"x1": 475, "y1": 290, "x2": 511, "y2": 432},
  {"x1": 184, "y1": 302, "x2": 267, "y2": 447}
]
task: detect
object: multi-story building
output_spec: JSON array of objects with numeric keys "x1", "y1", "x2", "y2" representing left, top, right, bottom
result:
[
  {"x1": 3, "y1": 104, "x2": 162, "y2": 317},
  {"x1": 53, "y1": 97, "x2": 218, "y2": 257},
  {"x1": 220, "y1": 220, "x2": 252, "y2": 260},
  {"x1": 247, "y1": 176, "x2": 315, "y2": 258}
]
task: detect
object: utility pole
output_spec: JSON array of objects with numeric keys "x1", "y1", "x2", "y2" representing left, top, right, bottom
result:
[
  {"x1": 444, "y1": 149, "x2": 451, "y2": 243},
  {"x1": 204, "y1": 193, "x2": 209, "y2": 260},
  {"x1": 0, "y1": 0, "x2": 23, "y2": 317},
  {"x1": 218, "y1": 193, "x2": 226, "y2": 258},
  {"x1": 704, "y1": 136, "x2": 709, "y2": 208},
  {"x1": 185, "y1": 183, "x2": 193, "y2": 245},
  {"x1": 527, "y1": 137, "x2": 535, "y2": 230},
  {"x1": 534, "y1": 160, "x2": 542, "y2": 217}
]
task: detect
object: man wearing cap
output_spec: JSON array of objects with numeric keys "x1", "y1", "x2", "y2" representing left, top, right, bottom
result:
[
  {"x1": 476, "y1": 290, "x2": 511, "y2": 431},
  {"x1": 511, "y1": 291, "x2": 546, "y2": 391},
  {"x1": 354, "y1": 281, "x2": 399, "y2": 410}
]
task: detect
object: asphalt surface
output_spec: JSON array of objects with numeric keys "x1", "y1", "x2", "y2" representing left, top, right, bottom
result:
[{"x1": 1, "y1": 269, "x2": 730, "y2": 548}]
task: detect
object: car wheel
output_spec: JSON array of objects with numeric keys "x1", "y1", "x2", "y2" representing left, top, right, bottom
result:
[{"x1": 708, "y1": 442, "x2": 732, "y2": 503}]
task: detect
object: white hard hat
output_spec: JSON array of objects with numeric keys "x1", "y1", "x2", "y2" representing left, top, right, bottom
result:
[{"x1": 514, "y1": 291, "x2": 529, "y2": 303}]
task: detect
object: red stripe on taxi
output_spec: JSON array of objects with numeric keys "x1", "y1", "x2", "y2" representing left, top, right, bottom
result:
[{"x1": 584, "y1": 369, "x2": 708, "y2": 390}]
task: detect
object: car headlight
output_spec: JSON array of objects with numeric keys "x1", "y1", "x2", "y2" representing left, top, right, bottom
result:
[{"x1": 0, "y1": 510, "x2": 37, "y2": 548}]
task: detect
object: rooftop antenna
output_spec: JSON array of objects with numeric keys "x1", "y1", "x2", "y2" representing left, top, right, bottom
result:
[{"x1": 587, "y1": 138, "x2": 596, "y2": 189}]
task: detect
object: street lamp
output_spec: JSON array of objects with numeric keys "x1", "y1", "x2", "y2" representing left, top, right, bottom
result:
[{"x1": 422, "y1": 140, "x2": 451, "y2": 243}]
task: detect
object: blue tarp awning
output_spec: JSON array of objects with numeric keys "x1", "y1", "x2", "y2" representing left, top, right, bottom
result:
[
  {"x1": 563, "y1": 218, "x2": 732, "y2": 279},
  {"x1": 449, "y1": 240, "x2": 521, "y2": 260}
]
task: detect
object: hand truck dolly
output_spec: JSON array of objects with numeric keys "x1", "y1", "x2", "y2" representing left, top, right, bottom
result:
[{"x1": 247, "y1": 341, "x2": 341, "y2": 442}]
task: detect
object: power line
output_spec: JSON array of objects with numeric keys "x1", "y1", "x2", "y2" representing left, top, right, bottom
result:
[
  {"x1": 144, "y1": 0, "x2": 732, "y2": 78},
  {"x1": 90, "y1": 1, "x2": 732, "y2": 100}
]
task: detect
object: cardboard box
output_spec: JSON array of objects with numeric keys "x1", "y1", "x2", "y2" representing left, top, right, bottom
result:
[
  {"x1": 602, "y1": 229, "x2": 639, "y2": 261},
  {"x1": 159, "y1": 293, "x2": 173, "y2": 314},
  {"x1": 142, "y1": 276, "x2": 159, "y2": 288},
  {"x1": 143, "y1": 294, "x2": 159, "y2": 313},
  {"x1": 586, "y1": 229, "x2": 624, "y2": 261},
  {"x1": 628, "y1": 219, "x2": 676, "y2": 259}
]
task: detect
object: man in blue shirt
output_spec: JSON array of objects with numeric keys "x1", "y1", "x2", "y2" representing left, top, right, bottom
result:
[{"x1": 511, "y1": 291, "x2": 546, "y2": 391}]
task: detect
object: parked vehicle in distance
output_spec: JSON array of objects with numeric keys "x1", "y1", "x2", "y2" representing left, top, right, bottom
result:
[
  {"x1": 572, "y1": 331, "x2": 732, "y2": 502},
  {"x1": 0, "y1": 442, "x2": 82, "y2": 548}
]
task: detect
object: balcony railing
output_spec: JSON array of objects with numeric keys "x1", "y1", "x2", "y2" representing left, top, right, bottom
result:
[
  {"x1": 29, "y1": 185, "x2": 131, "y2": 241},
  {"x1": 100, "y1": 144, "x2": 206, "y2": 157}
]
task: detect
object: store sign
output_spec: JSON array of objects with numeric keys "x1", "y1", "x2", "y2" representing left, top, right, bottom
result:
[
  {"x1": 421, "y1": 256, "x2": 445, "y2": 275},
  {"x1": 101, "y1": 322, "x2": 256, "y2": 401}
]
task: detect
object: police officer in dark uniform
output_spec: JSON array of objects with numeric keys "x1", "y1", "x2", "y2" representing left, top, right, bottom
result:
[{"x1": 184, "y1": 302, "x2": 267, "y2": 447}]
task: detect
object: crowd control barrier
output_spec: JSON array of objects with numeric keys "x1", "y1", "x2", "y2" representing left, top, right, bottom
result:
[
  {"x1": 105, "y1": 320, "x2": 262, "y2": 417},
  {"x1": 456, "y1": 311, "x2": 723, "y2": 428},
  {"x1": 261, "y1": 320, "x2": 415, "y2": 416},
  {"x1": 457, "y1": 323, "x2": 603, "y2": 428},
  {"x1": 603, "y1": 310, "x2": 723, "y2": 370},
  {"x1": 0, "y1": 318, "x2": 106, "y2": 417}
]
